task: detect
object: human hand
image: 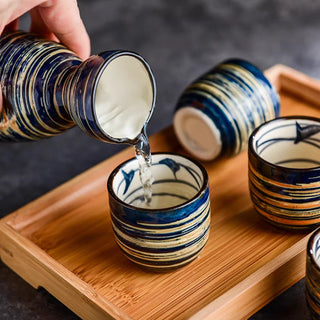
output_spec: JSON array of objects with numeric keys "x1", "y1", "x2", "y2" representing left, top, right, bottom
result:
[
  {"x1": 0, "y1": 0, "x2": 91, "y2": 112},
  {"x1": 0, "y1": 0, "x2": 90, "y2": 59}
]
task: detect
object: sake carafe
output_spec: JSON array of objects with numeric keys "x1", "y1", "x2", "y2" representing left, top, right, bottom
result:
[{"x1": 0, "y1": 31, "x2": 156, "y2": 143}]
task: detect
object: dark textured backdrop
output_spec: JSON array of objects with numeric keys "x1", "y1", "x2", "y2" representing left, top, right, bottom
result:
[{"x1": 0, "y1": 0, "x2": 318, "y2": 319}]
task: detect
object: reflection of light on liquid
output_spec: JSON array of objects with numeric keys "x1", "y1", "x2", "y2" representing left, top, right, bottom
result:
[{"x1": 134, "y1": 132, "x2": 154, "y2": 206}]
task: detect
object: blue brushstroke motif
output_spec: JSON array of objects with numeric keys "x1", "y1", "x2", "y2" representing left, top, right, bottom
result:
[
  {"x1": 295, "y1": 121, "x2": 320, "y2": 144},
  {"x1": 121, "y1": 169, "x2": 135, "y2": 195},
  {"x1": 159, "y1": 158, "x2": 180, "y2": 178},
  {"x1": 108, "y1": 154, "x2": 210, "y2": 271},
  {"x1": 181, "y1": 165, "x2": 201, "y2": 189}
]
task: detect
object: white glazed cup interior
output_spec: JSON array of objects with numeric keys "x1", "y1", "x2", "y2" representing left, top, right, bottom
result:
[
  {"x1": 94, "y1": 53, "x2": 155, "y2": 142},
  {"x1": 109, "y1": 153, "x2": 208, "y2": 210},
  {"x1": 251, "y1": 117, "x2": 320, "y2": 169}
]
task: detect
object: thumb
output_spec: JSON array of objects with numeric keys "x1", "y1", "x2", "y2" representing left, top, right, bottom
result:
[
  {"x1": 38, "y1": 0, "x2": 90, "y2": 59},
  {"x1": 3, "y1": 19, "x2": 19, "y2": 34}
]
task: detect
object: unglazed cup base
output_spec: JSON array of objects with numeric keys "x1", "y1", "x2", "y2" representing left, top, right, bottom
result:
[
  {"x1": 174, "y1": 58, "x2": 280, "y2": 160},
  {"x1": 173, "y1": 107, "x2": 222, "y2": 161}
]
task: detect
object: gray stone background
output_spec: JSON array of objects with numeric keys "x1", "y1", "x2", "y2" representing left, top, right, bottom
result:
[{"x1": 0, "y1": 0, "x2": 318, "y2": 318}]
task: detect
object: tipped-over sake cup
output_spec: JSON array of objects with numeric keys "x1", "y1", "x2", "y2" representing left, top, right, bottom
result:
[
  {"x1": 174, "y1": 58, "x2": 280, "y2": 161},
  {"x1": 249, "y1": 116, "x2": 320, "y2": 229},
  {"x1": 306, "y1": 228, "x2": 320, "y2": 319},
  {"x1": 107, "y1": 153, "x2": 211, "y2": 271}
]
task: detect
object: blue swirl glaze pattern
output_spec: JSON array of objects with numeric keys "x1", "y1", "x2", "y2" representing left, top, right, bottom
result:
[
  {"x1": 249, "y1": 116, "x2": 320, "y2": 229},
  {"x1": 107, "y1": 153, "x2": 210, "y2": 271},
  {"x1": 306, "y1": 228, "x2": 320, "y2": 318},
  {"x1": 175, "y1": 58, "x2": 280, "y2": 159},
  {"x1": 0, "y1": 31, "x2": 156, "y2": 144}
]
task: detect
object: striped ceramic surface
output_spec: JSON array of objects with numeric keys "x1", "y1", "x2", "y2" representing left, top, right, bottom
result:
[
  {"x1": 249, "y1": 116, "x2": 320, "y2": 229},
  {"x1": 306, "y1": 228, "x2": 320, "y2": 319},
  {"x1": 174, "y1": 58, "x2": 280, "y2": 161},
  {"x1": 107, "y1": 153, "x2": 210, "y2": 271},
  {"x1": 0, "y1": 31, "x2": 155, "y2": 144}
]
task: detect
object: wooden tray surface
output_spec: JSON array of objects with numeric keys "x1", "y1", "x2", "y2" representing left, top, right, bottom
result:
[{"x1": 1, "y1": 65, "x2": 320, "y2": 320}]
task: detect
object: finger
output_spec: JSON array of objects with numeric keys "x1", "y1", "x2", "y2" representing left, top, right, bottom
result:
[
  {"x1": 3, "y1": 19, "x2": 19, "y2": 34},
  {"x1": 30, "y1": 8, "x2": 59, "y2": 42},
  {"x1": 38, "y1": 0, "x2": 90, "y2": 59}
]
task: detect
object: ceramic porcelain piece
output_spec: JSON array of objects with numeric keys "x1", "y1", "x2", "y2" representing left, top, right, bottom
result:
[
  {"x1": 0, "y1": 31, "x2": 156, "y2": 143},
  {"x1": 107, "y1": 153, "x2": 211, "y2": 271},
  {"x1": 174, "y1": 58, "x2": 280, "y2": 161},
  {"x1": 248, "y1": 116, "x2": 320, "y2": 229},
  {"x1": 306, "y1": 228, "x2": 320, "y2": 319}
]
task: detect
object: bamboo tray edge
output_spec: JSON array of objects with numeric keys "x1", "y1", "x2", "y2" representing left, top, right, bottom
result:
[{"x1": 1, "y1": 64, "x2": 320, "y2": 320}]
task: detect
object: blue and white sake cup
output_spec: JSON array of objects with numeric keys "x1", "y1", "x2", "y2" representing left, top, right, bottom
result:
[
  {"x1": 306, "y1": 228, "x2": 320, "y2": 319},
  {"x1": 174, "y1": 58, "x2": 280, "y2": 161},
  {"x1": 107, "y1": 153, "x2": 211, "y2": 271},
  {"x1": 249, "y1": 116, "x2": 320, "y2": 229}
]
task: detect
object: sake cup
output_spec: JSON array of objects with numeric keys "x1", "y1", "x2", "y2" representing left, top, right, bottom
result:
[
  {"x1": 248, "y1": 116, "x2": 320, "y2": 229},
  {"x1": 174, "y1": 58, "x2": 280, "y2": 161},
  {"x1": 107, "y1": 153, "x2": 211, "y2": 271},
  {"x1": 306, "y1": 228, "x2": 320, "y2": 319}
]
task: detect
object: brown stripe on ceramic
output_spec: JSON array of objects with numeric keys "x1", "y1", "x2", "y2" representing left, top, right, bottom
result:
[
  {"x1": 249, "y1": 116, "x2": 320, "y2": 229},
  {"x1": 174, "y1": 58, "x2": 280, "y2": 161},
  {"x1": 107, "y1": 153, "x2": 211, "y2": 272},
  {"x1": 0, "y1": 31, "x2": 156, "y2": 144},
  {"x1": 306, "y1": 228, "x2": 320, "y2": 318}
]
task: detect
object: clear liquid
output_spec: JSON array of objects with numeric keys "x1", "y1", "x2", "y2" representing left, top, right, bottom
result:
[{"x1": 134, "y1": 132, "x2": 154, "y2": 205}]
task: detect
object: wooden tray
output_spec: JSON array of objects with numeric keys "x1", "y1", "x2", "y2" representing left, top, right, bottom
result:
[{"x1": 1, "y1": 65, "x2": 320, "y2": 320}]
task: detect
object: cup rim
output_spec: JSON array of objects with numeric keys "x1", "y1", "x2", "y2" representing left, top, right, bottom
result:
[
  {"x1": 248, "y1": 115, "x2": 320, "y2": 173},
  {"x1": 307, "y1": 227, "x2": 320, "y2": 271},
  {"x1": 91, "y1": 50, "x2": 156, "y2": 144},
  {"x1": 107, "y1": 152, "x2": 209, "y2": 212}
]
